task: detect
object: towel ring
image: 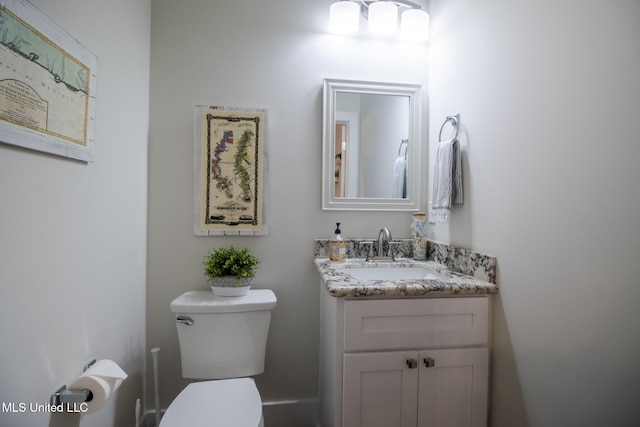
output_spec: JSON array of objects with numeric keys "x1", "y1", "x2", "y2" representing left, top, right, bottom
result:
[
  {"x1": 397, "y1": 139, "x2": 408, "y2": 158},
  {"x1": 438, "y1": 113, "x2": 460, "y2": 142}
]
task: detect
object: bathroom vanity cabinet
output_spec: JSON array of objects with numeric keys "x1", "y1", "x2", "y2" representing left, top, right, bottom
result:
[{"x1": 319, "y1": 292, "x2": 491, "y2": 427}]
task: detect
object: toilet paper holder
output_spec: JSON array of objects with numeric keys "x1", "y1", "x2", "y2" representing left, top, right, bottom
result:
[{"x1": 50, "y1": 359, "x2": 96, "y2": 406}]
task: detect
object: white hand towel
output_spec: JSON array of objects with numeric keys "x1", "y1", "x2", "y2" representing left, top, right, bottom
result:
[
  {"x1": 392, "y1": 155, "x2": 407, "y2": 198},
  {"x1": 431, "y1": 138, "x2": 463, "y2": 222}
]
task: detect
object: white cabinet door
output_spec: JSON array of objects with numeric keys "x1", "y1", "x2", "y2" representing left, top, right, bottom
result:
[
  {"x1": 418, "y1": 348, "x2": 489, "y2": 427},
  {"x1": 343, "y1": 351, "x2": 419, "y2": 427}
]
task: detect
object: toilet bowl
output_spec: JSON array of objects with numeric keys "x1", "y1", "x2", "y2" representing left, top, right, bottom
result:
[
  {"x1": 164, "y1": 289, "x2": 276, "y2": 427},
  {"x1": 159, "y1": 378, "x2": 263, "y2": 427}
]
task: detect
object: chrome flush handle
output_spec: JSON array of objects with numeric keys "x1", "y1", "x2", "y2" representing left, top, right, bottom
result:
[{"x1": 176, "y1": 316, "x2": 194, "y2": 325}]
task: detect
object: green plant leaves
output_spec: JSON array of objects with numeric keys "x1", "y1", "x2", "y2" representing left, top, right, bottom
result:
[{"x1": 203, "y1": 246, "x2": 259, "y2": 283}]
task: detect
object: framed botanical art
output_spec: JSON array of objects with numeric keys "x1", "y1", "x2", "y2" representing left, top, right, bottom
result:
[
  {"x1": 0, "y1": 0, "x2": 97, "y2": 162},
  {"x1": 194, "y1": 105, "x2": 268, "y2": 236}
]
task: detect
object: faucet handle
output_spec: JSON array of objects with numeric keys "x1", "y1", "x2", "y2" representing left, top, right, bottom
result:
[
  {"x1": 358, "y1": 241, "x2": 375, "y2": 261},
  {"x1": 387, "y1": 241, "x2": 402, "y2": 261}
]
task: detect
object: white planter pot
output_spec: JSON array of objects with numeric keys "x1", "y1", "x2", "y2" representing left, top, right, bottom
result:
[{"x1": 209, "y1": 276, "x2": 252, "y2": 297}]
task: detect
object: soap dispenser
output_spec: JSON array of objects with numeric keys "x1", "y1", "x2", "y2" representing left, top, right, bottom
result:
[{"x1": 329, "y1": 222, "x2": 346, "y2": 261}]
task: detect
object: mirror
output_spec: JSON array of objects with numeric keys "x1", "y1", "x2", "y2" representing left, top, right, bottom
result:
[{"x1": 322, "y1": 79, "x2": 422, "y2": 210}]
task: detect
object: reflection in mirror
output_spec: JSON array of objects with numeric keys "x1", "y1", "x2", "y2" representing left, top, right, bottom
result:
[
  {"x1": 322, "y1": 79, "x2": 421, "y2": 210},
  {"x1": 334, "y1": 92, "x2": 409, "y2": 199}
]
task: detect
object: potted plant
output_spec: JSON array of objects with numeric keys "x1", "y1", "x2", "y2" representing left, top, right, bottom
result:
[{"x1": 203, "y1": 245, "x2": 260, "y2": 296}]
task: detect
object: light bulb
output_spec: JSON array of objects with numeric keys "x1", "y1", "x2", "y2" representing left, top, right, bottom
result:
[
  {"x1": 400, "y1": 9, "x2": 429, "y2": 42},
  {"x1": 368, "y1": 1, "x2": 398, "y2": 35},
  {"x1": 329, "y1": 1, "x2": 360, "y2": 35}
]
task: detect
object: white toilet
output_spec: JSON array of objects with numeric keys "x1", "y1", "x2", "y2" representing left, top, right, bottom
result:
[{"x1": 160, "y1": 289, "x2": 277, "y2": 427}]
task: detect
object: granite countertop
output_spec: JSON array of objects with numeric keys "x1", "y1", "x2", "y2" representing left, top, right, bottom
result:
[{"x1": 314, "y1": 258, "x2": 499, "y2": 298}]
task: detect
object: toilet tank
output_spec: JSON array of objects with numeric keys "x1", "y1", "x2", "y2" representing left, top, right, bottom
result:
[{"x1": 170, "y1": 289, "x2": 277, "y2": 379}]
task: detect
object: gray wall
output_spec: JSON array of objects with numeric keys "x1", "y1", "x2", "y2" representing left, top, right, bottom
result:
[
  {"x1": 3, "y1": 0, "x2": 637, "y2": 425},
  {"x1": 429, "y1": 0, "x2": 640, "y2": 426},
  {"x1": 147, "y1": 0, "x2": 428, "y2": 423},
  {"x1": 0, "y1": 0, "x2": 150, "y2": 426}
]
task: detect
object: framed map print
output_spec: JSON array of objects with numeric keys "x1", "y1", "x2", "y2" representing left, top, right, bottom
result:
[
  {"x1": 0, "y1": 0, "x2": 97, "y2": 162},
  {"x1": 194, "y1": 106, "x2": 269, "y2": 236}
]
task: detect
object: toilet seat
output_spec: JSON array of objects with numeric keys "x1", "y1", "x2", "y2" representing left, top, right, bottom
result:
[{"x1": 159, "y1": 378, "x2": 263, "y2": 427}]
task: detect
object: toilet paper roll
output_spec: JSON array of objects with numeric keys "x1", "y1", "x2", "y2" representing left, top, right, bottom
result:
[{"x1": 68, "y1": 359, "x2": 128, "y2": 414}]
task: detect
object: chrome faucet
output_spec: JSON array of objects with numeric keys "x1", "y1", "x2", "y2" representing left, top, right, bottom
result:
[
  {"x1": 378, "y1": 227, "x2": 395, "y2": 261},
  {"x1": 358, "y1": 227, "x2": 399, "y2": 261},
  {"x1": 377, "y1": 227, "x2": 392, "y2": 258}
]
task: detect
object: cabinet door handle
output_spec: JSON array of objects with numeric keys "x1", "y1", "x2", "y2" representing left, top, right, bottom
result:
[
  {"x1": 423, "y1": 357, "x2": 435, "y2": 368},
  {"x1": 406, "y1": 358, "x2": 418, "y2": 369}
]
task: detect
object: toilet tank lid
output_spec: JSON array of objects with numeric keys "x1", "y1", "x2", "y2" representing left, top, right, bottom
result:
[{"x1": 170, "y1": 289, "x2": 277, "y2": 314}]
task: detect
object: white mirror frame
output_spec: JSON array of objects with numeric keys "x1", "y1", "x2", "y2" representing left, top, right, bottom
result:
[{"x1": 322, "y1": 78, "x2": 422, "y2": 211}]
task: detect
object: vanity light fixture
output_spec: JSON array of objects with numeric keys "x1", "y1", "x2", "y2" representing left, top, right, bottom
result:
[
  {"x1": 400, "y1": 7, "x2": 430, "y2": 41},
  {"x1": 368, "y1": 1, "x2": 398, "y2": 35},
  {"x1": 329, "y1": 0, "x2": 361, "y2": 34},
  {"x1": 328, "y1": 0, "x2": 429, "y2": 42}
]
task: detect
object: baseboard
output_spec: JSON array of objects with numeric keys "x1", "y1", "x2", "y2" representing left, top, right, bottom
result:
[
  {"x1": 140, "y1": 410, "x2": 165, "y2": 427},
  {"x1": 262, "y1": 398, "x2": 318, "y2": 427}
]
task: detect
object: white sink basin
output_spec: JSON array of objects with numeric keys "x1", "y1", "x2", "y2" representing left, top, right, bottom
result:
[{"x1": 344, "y1": 266, "x2": 444, "y2": 281}]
